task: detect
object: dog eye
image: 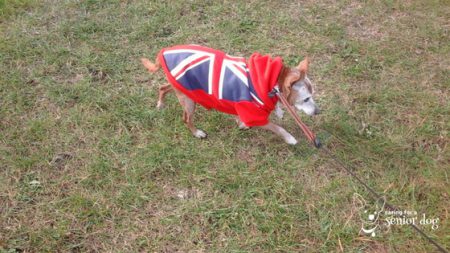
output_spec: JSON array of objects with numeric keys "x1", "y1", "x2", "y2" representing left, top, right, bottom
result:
[{"x1": 303, "y1": 97, "x2": 310, "y2": 103}]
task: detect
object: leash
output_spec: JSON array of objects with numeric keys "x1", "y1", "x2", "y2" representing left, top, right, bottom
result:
[
  {"x1": 271, "y1": 88, "x2": 448, "y2": 253},
  {"x1": 273, "y1": 87, "x2": 322, "y2": 148}
]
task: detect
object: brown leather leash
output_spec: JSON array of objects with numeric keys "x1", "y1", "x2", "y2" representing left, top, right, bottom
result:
[{"x1": 271, "y1": 87, "x2": 448, "y2": 253}]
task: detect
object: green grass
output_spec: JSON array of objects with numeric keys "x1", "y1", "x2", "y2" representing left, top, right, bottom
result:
[{"x1": 1, "y1": 0, "x2": 449, "y2": 252}]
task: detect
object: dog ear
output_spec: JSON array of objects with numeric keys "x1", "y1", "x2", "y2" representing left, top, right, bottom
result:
[
  {"x1": 282, "y1": 71, "x2": 300, "y2": 100},
  {"x1": 296, "y1": 57, "x2": 309, "y2": 80}
]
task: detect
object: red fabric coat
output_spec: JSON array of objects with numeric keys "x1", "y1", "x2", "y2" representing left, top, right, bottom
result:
[{"x1": 158, "y1": 45, "x2": 283, "y2": 126}]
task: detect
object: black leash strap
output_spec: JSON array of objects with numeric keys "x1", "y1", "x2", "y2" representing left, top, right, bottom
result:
[
  {"x1": 272, "y1": 86, "x2": 447, "y2": 252},
  {"x1": 319, "y1": 146, "x2": 448, "y2": 253}
]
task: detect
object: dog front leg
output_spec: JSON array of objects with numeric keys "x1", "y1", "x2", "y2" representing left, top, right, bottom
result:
[
  {"x1": 274, "y1": 102, "x2": 284, "y2": 119},
  {"x1": 260, "y1": 122, "x2": 297, "y2": 145}
]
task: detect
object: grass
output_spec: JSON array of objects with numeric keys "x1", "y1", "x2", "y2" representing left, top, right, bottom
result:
[{"x1": 1, "y1": 0, "x2": 449, "y2": 252}]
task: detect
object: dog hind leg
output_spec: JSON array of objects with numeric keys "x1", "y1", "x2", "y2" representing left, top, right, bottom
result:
[
  {"x1": 235, "y1": 116, "x2": 249, "y2": 130},
  {"x1": 157, "y1": 83, "x2": 173, "y2": 109},
  {"x1": 174, "y1": 90, "x2": 207, "y2": 138}
]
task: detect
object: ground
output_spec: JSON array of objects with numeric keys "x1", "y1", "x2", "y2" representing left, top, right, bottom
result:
[{"x1": 0, "y1": 0, "x2": 449, "y2": 252}]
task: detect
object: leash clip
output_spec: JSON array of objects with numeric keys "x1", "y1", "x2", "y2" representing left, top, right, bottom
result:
[{"x1": 268, "y1": 87, "x2": 280, "y2": 98}]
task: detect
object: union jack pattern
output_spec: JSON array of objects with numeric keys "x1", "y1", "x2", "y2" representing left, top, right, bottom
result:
[{"x1": 162, "y1": 48, "x2": 263, "y2": 105}]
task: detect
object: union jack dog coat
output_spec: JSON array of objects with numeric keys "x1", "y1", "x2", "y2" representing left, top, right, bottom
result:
[{"x1": 158, "y1": 45, "x2": 283, "y2": 127}]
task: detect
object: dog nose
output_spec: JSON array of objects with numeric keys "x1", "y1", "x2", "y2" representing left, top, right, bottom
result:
[{"x1": 314, "y1": 108, "x2": 321, "y2": 115}]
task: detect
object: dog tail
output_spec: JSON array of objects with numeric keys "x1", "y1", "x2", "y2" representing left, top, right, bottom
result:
[{"x1": 141, "y1": 57, "x2": 160, "y2": 73}]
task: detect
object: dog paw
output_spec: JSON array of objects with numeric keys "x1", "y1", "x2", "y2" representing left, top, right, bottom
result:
[
  {"x1": 156, "y1": 101, "x2": 164, "y2": 110},
  {"x1": 285, "y1": 136, "x2": 298, "y2": 145},
  {"x1": 194, "y1": 129, "x2": 207, "y2": 139},
  {"x1": 238, "y1": 122, "x2": 249, "y2": 130}
]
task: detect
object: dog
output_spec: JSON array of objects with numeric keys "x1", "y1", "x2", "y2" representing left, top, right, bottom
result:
[{"x1": 141, "y1": 44, "x2": 319, "y2": 145}]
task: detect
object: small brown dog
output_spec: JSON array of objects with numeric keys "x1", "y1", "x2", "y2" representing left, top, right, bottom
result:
[{"x1": 142, "y1": 44, "x2": 319, "y2": 145}]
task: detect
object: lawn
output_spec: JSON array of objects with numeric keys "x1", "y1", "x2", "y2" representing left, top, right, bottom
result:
[{"x1": 1, "y1": 0, "x2": 448, "y2": 252}]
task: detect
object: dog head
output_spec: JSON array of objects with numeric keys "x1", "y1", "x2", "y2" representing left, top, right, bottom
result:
[{"x1": 280, "y1": 58, "x2": 320, "y2": 116}]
